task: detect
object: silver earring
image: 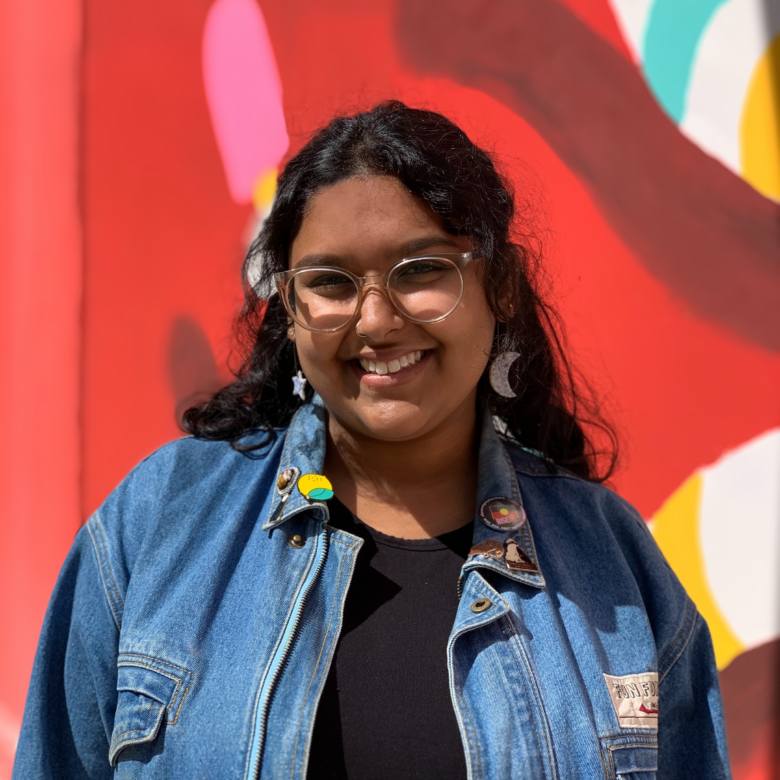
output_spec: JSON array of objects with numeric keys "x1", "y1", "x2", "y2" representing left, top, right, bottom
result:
[
  {"x1": 489, "y1": 351, "x2": 521, "y2": 398},
  {"x1": 292, "y1": 370, "x2": 307, "y2": 400},
  {"x1": 291, "y1": 343, "x2": 307, "y2": 401}
]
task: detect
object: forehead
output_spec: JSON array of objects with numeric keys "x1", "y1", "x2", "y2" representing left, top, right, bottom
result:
[{"x1": 291, "y1": 175, "x2": 451, "y2": 263}]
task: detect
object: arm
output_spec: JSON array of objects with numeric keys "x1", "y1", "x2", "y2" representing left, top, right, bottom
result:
[
  {"x1": 12, "y1": 517, "x2": 120, "y2": 780},
  {"x1": 658, "y1": 611, "x2": 731, "y2": 779}
]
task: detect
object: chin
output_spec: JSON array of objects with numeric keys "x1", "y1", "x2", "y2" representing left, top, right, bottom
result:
[{"x1": 341, "y1": 399, "x2": 440, "y2": 442}]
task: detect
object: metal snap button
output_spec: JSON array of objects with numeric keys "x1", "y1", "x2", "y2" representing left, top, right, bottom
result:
[
  {"x1": 471, "y1": 598, "x2": 492, "y2": 613},
  {"x1": 287, "y1": 534, "x2": 306, "y2": 549}
]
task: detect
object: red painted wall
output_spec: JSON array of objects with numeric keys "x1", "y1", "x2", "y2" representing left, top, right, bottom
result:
[
  {"x1": 0, "y1": 0, "x2": 82, "y2": 774},
  {"x1": 2, "y1": 0, "x2": 779, "y2": 777}
]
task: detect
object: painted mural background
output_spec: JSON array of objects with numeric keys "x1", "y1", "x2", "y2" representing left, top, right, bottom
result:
[{"x1": 1, "y1": 0, "x2": 778, "y2": 777}]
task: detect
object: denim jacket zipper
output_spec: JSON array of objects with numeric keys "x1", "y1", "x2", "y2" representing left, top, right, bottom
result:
[{"x1": 246, "y1": 518, "x2": 331, "y2": 780}]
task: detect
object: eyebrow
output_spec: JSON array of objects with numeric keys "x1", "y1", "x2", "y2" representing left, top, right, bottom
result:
[{"x1": 292, "y1": 234, "x2": 462, "y2": 269}]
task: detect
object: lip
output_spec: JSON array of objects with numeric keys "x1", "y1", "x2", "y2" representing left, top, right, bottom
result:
[{"x1": 349, "y1": 349, "x2": 432, "y2": 388}]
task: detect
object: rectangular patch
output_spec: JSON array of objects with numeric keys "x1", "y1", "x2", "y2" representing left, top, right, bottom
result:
[{"x1": 603, "y1": 672, "x2": 659, "y2": 729}]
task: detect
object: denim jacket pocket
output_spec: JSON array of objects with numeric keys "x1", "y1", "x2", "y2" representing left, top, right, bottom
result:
[
  {"x1": 600, "y1": 735, "x2": 658, "y2": 780},
  {"x1": 109, "y1": 654, "x2": 193, "y2": 766}
]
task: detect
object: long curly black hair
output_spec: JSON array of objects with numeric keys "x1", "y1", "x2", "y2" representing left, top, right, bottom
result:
[{"x1": 183, "y1": 101, "x2": 618, "y2": 481}]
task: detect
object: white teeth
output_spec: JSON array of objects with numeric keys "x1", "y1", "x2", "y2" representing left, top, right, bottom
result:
[{"x1": 359, "y1": 350, "x2": 426, "y2": 374}]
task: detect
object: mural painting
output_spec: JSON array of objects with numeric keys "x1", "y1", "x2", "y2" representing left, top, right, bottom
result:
[{"x1": 0, "y1": 0, "x2": 778, "y2": 776}]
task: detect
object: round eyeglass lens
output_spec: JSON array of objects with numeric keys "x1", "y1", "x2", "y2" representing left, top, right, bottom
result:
[
  {"x1": 288, "y1": 268, "x2": 359, "y2": 331},
  {"x1": 388, "y1": 257, "x2": 463, "y2": 322}
]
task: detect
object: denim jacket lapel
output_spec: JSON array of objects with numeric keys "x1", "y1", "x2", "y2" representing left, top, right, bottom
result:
[
  {"x1": 459, "y1": 408, "x2": 546, "y2": 591},
  {"x1": 261, "y1": 395, "x2": 331, "y2": 531}
]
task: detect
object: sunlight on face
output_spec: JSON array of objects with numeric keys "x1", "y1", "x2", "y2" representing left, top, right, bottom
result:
[{"x1": 289, "y1": 175, "x2": 496, "y2": 443}]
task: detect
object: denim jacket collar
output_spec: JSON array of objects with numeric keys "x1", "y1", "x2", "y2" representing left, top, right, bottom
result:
[
  {"x1": 263, "y1": 393, "x2": 545, "y2": 590},
  {"x1": 261, "y1": 396, "x2": 331, "y2": 532},
  {"x1": 464, "y1": 406, "x2": 545, "y2": 591}
]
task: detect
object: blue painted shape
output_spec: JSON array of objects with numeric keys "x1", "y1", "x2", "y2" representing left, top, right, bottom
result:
[
  {"x1": 642, "y1": 0, "x2": 730, "y2": 123},
  {"x1": 309, "y1": 487, "x2": 334, "y2": 501}
]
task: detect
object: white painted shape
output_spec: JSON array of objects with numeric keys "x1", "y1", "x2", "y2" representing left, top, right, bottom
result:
[
  {"x1": 680, "y1": 0, "x2": 779, "y2": 173},
  {"x1": 700, "y1": 429, "x2": 780, "y2": 649},
  {"x1": 607, "y1": 0, "x2": 655, "y2": 62}
]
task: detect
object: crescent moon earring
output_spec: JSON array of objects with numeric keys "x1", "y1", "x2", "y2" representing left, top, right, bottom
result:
[{"x1": 489, "y1": 351, "x2": 521, "y2": 398}]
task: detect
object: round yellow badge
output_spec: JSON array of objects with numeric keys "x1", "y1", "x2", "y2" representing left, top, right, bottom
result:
[{"x1": 297, "y1": 473, "x2": 334, "y2": 501}]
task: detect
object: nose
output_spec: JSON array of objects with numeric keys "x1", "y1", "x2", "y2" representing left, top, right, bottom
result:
[{"x1": 354, "y1": 287, "x2": 405, "y2": 340}]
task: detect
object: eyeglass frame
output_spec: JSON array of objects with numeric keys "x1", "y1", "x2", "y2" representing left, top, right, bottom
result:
[{"x1": 274, "y1": 250, "x2": 483, "y2": 334}]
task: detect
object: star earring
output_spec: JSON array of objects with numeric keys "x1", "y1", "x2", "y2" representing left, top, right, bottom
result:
[
  {"x1": 289, "y1": 329, "x2": 307, "y2": 401},
  {"x1": 292, "y1": 369, "x2": 307, "y2": 401}
]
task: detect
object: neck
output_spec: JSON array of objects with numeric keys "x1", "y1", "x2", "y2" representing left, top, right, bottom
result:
[{"x1": 323, "y1": 401, "x2": 481, "y2": 539}]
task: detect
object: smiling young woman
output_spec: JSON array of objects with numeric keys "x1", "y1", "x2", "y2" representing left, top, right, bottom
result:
[{"x1": 13, "y1": 102, "x2": 731, "y2": 780}]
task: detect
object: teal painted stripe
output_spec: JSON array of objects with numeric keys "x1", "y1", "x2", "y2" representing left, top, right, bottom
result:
[{"x1": 642, "y1": 0, "x2": 730, "y2": 123}]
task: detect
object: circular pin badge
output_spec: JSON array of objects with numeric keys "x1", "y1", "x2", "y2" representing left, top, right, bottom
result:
[
  {"x1": 478, "y1": 496, "x2": 526, "y2": 532},
  {"x1": 298, "y1": 473, "x2": 334, "y2": 501}
]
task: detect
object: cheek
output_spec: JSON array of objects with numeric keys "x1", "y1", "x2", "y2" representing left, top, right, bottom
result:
[
  {"x1": 444, "y1": 299, "x2": 495, "y2": 374},
  {"x1": 295, "y1": 333, "x2": 345, "y2": 381}
]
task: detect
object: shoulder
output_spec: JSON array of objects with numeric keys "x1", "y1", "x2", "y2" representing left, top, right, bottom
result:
[
  {"x1": 506, "y1": 443, "x2": 695, "y2": 668},
  {"x1": 105, "y1": 431, "x2": 283, "y2": 513},
  {"x1": 89, "y1": 431, "x2": 287, "y2": 583},
  {"x1": 507, "y1": 443, "x2": 653, "y2": 551}
]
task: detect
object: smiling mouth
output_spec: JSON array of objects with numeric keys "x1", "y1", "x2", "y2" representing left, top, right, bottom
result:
[{"x1": 357, "y1": 350, "x2": 427, "y2": 375}]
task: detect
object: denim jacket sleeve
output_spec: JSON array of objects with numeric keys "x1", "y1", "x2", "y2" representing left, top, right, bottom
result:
[
  {"x1": 657, "y1": 609, "x2": 730, "y2": 778},
  {"x1": 12, "y1": 515, "x2": 121, "y2": 780},
  {"x1": 609, "y1": 491, "x2": 731, "y2": 779}
]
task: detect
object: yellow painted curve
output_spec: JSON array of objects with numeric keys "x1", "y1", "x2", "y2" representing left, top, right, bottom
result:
[
  {"x1": 650, "y1": 473, "x2": 744, "y2": 669},
  {"x1": 739, "y1": 33, "x2": 780, "y2": 201}
]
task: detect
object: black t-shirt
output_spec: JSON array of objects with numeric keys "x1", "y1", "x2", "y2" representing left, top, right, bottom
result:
[{"x1": 306, "y1": 498, "x2": 472, "y2": 780}]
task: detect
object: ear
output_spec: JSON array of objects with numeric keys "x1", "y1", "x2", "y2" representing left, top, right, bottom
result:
[
  {"x1": 495, "y1": 247, "x2": 520, "y2": 322},
  {"x1": 493, "y1": 278, "x2": 516, "y2": 323},
  {"x1": 287, "y1": 322, "x2": 295, "y2": 342}
]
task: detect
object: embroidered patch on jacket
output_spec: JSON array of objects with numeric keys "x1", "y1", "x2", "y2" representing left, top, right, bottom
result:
[{"x1": 603, "y1": 673, "x2": 659, "y2": 729}]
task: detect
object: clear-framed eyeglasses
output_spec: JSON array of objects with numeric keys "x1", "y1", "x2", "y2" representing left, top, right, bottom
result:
[{"x1": 274, "y1": 251, "x2": 483, "y2": 333}]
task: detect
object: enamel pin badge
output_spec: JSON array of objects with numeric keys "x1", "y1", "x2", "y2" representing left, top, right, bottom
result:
[
  {"x1": 468, "y1": 539, "x2": 505, "y2": 560},
  {"x1": 478, "y1": 497, "x2": 526, "y2": 533},
  {"x1": 276, "y1": 466, "x2": 300, "y2": 496},
  {"x1": 505, "y1": 538, "x2": 538, "y2": 572},
  {"x1": 298, "y1": 473, "x2": 334, "y2": 501},
  {"x1": 267, "y1": 466, "x2": 301, "y2": 526}
]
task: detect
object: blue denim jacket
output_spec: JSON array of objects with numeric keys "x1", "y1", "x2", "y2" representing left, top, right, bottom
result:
[{"x1": 14, "y1": 396, "x2": 731, "y2": 779}]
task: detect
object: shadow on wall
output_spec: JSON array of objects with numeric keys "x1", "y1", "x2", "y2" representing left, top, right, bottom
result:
[{"x1": 168, "y1": 317, "x2": 224, "y2": 426}]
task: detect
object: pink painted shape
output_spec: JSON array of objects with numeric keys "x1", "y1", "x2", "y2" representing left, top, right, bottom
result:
[{"x1": 203, "y1": 0, "x2": 289, "y2": 203}]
